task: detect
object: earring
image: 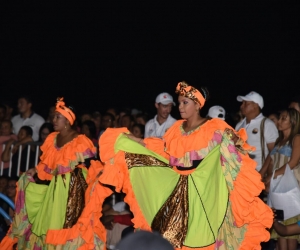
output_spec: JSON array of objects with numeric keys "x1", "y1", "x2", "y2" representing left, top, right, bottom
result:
[{"x1": 65, "y1": 125, "x2": 67, "y2": 129}]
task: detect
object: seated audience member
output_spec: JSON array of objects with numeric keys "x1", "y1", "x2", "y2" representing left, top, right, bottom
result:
[
  {"x1": 272, "y1": 209, "x2": 300, "y2": 238},
  {"x1": 0, "y1": 120, "x2": 18, "y2": 173},
  {"x1": 0, "y1": 176, "x2": 9, "y2": 239},
  {"x1": 118, "y1": 108, "x2": 131, "y2": 127},
  {"x1": 288, "y1": 96, "x2": 300, "y2": 112},
  {"x1": 131, "y1": 123, "x2": 145, "y2": 139},
  {"x1": 131, "y1": 108, "x2": 142, "y2": 121},
  {"x1": 99, "y1": 113, "x2": 115, "y2": 137},
  {"x1": 81, "y1": 120, "x2": 98, "y2": 144},
  {"x1": 206, "y1": 105, "x2": 226, "y2": 120},
  {"x1": 0, "y1": 104, "x2": 6, "y2": 123},
  {"x1": 0, "y1": 176, "x2": 18, "y2": 241},
  {"x1": 80, "y1": 111, "x2": 92, "y2": 124},
  {"x1": 11, "y1": 95, "x2": 45, "y2": 141},
  {"x1": 135, "y1": 113, "x2": 149, "y2": 125},
  {"x1": 0, "y1": 176, "x2": 8, "y2": 194},
  {"x1": 120, "y1": 114, "x2": 134, "y2": 131},
  {"x1": 273, "y1": 220, "x2": 300, "y2": 237},
  {"x1": 91, "y1": 111, "x2": 101, "y2": 138},
  {"x1": 106, "y1": 107, "x2": 119, "y2": 128},
  {"x1": 1, "y1": 126, "x2": 35, "y2": 176},
  {"x1": 38, "y1": 122, "x2": 54, "y2": 144},
  {"x1": 1, "y1": 100, "x2": 14, "y2": 121},
  {"x1": 101, "y1": 201, "x2": 133, "y2": 250},
  {"x1": 45, "y1": 106, "x2": 55, "y2": 124},
  {"x1": 268, "y1": 112, "x2": 279, "y2": 128}
]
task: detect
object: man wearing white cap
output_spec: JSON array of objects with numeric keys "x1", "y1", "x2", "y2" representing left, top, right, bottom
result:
[
  {"x1": 235, "y1": 91, "x2": 278, "y2": 173},
  {"x1": 207, "y1": 105, "x2": 226, "y2": 120},
  {"x1": 144, "y1": 92, "x2": 176, "y2": 138}
]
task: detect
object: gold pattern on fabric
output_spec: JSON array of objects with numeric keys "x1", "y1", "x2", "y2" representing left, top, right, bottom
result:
[
  {"x1": 125, "y1": 152, "x2": 171, "y2": 169},
  {"x1": 224, "y1": 128, "x2": 247, "y2": 155},
  {"x1": 63, "y1": 168, "x2": 87, "y2": 228},
  {"x1": 151, "y1": 175, "x2": 189, "y2": 249},
  {"x1": 175, "y1": 81, "x2": 206, "y2": 107}
]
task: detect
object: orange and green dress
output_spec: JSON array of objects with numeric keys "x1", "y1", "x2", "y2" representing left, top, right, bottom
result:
[
  {"x1": 0, "y1": 132, "x2": 112, "y2": 250},
  {"x1": 99, "y1": 119, "x2": 273, "y2": 250}
]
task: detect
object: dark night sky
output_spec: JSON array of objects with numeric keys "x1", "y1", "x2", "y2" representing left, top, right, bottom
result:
[{"x1": 1, "y1": 2, "x2": 299, "y2": 119}]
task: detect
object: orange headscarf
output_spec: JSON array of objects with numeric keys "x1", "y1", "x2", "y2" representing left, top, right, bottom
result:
[
  {"x1": 175, "y1": 81, "x2": 206, "y2": 107},
  {"x1": 55, "y1": 97, "x2": 76, "y2": 125}
]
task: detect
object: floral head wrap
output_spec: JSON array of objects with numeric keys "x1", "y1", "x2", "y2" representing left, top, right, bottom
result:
[
  {"x1": 55, "y1": 97, "x2": 76, "y2": 125},
  {"x1": 175, "y1": 81, "x2": 206, "y2": 107}
]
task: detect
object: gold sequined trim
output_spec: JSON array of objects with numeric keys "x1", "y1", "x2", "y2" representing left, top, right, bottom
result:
[
  {"x1": 125, "y1": 152, "x2": 171, "y2": 169},
  {"x1": 224, "y1": 128, "x2": 247, "y2": 155},
  {"x1": 151, "y1": 175, "x2": 189, "y2": 249},
  {"x1": 63, "y1": 168, "x2": 87, "y2": 228}
]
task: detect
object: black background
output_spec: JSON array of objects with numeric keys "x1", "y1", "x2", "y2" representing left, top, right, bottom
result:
[{"x1": 1, "y1": 2, "x2": 299, "y2": 119}]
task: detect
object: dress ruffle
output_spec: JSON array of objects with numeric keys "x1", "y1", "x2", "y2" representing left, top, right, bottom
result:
[
  {"x1": 0, "y1": 132, "x2": 107, "y2": 250},
  {"x1": 219, "y1": 132, "x2": 273, "y2": 249},
  {"x1": 45, "y1": 160, "x2": 110, "y2": 249},
  {"x1": 0, "y1": 161, "x2": 109, "y2": 250},
  {"x1": 99, "y1": 127, "x2": 129, "y2": 163},
  {"x1": 36, "y1": 132, "x2": 96, "y2": 180}
]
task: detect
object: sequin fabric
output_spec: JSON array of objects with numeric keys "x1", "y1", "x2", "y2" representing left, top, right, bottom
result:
[
  {"x1": 63, "y1": 168, "x2": 88, "y2": 228},
  {"x1": 151, "y1": 175, "x2": 189, "y2": 249},
  {"x1": 125, "y1": 152, "x2": 171, "y2": 169}
]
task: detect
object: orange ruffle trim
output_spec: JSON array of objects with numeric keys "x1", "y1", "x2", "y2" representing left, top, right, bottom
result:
[
  {"x1": 45, "y1": 160, "x2": 112, "y2": 249},
  {"x1": 99, "y1": 128, "x2": 151, "y2": 229},
  {"x1": 99, "y1": 128, "x2": 129, "y2": 163},
  {"x1": 36, "y1": 132, "x2": 96, "y2": 180},
  {"x1": 231, "y1": 154, "x2": 273, "y2": 249},
  {"x1": 162, "y1": 119, "x2": 250, "y2": 159}
]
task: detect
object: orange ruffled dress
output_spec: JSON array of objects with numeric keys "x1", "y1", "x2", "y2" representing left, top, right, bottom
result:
[
  {"x1": 0, "y1": 132, "x2": 111, "y2": 250},
  {"x1": 99, "y1": 119, "x2": 273, "y2": 250}
]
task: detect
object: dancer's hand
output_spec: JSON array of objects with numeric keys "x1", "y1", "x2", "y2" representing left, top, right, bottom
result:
[
  {"x1": 26, "y1": 168, "x2": 36, "y2": 177},
  {"x1": 123, "y1": 133, "x2": 145, "y2": 146}
]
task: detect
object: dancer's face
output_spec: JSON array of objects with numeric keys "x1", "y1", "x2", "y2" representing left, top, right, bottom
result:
[
  {"x1": 178, "y1": 95, "x2": 200, "y2": 120},
  {"x1": 53, "y1": 111, "x2": 69, "y2": 131}
]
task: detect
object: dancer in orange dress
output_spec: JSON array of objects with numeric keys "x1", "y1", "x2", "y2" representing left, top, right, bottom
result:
[
  {"x1": 98, "y1": 81, "x2": 273, "y2": 250},
  {"x1": 0, "y1": 98, "x2": 111, "y2": 250}
]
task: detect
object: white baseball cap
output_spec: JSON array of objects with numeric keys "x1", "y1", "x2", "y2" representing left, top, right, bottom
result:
[
  {"x1": 155, "y1": 92, "x2": 175, "y2": 106},
  {"x1": 207, "y1": 105, "x2": 226, "y2": 120},
  {"x1": 237, "y1": 91, "x2": 264, "y2": 109}
]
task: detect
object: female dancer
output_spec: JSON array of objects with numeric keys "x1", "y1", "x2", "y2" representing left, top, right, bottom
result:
[
  {"x1": 0, "y1": 98, "x2": 108, "y2": 249},
  {"x1": 264, "y1": 108, "x2": 300, "y2": 250},
  {"x1": 98, "y1": 81, "x2": 273, "y2": 250}
]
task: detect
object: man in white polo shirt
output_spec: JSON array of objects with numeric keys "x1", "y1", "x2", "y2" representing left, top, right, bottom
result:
[
  {"x1": 144, "y1": 92, "x2": 176, "y2": 138},
  {"x1": 235, "y1": 91, "x2": 278, "y2": 172},
  {"x1": 11, "y1": 95, "x2": 45, "y2": 141}
]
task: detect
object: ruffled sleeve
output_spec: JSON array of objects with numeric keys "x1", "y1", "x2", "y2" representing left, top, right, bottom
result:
[
  {"x1": 45, "y1": 160, "x2": 112, "y2": 248},
  {"x1": 218, "y1": 130, "x2": 273, "y2": 249},
  {"x1": 36, "y1": 132, "x2": 96, "y2": 180},
  {"x1": 99, "y1": 127, "x2": 129, "y2": 163},
  {"x1": 143, "y1": 137, "x2": 169, "y2": 160}
]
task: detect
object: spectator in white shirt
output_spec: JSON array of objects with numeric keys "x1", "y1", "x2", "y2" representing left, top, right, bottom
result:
[
  {"x1": 144, "y1": 92, "x2": 176, "y2": 138},
  {"x1": 11, "y1": 95, "x2": 45, "y2": 141},
  {"x1": 235, "y1": 91, "x2": 278, "y2": 172}
]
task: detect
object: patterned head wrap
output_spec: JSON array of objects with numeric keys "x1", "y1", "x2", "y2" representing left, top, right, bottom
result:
[
  {"x1": 175, "y1": 81, "x2": 206, "y2": 107},
  {"x1": 55, "y1": 97, "x2": 76, "y2": 125}
]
